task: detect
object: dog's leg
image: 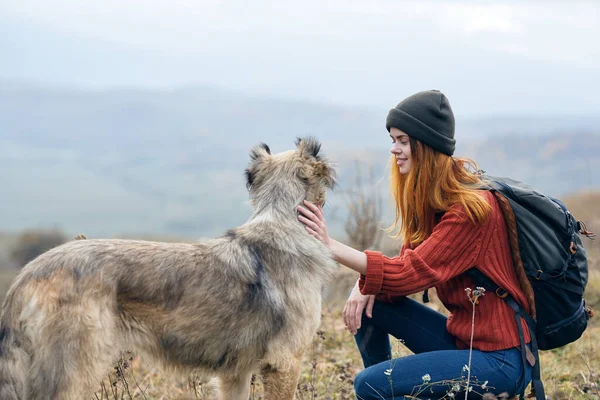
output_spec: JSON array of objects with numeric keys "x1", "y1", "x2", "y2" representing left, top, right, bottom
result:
[
  {"x1": 219, "y1": 372, "x2": 252, "y2": 400},
  {"x1": 27, "y1": 295, "x2": 119, "y2": 399},
  {"x1": 261, "y1": 356, "x2": 302, "y2": 400}
]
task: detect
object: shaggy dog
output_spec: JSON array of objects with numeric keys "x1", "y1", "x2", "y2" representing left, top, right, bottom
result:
[{"x1": 0, "y1": 137, "x2": 338, "y2": 400}]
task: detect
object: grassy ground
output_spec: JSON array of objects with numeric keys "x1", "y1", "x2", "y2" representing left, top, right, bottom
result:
[{"x1": 0, "y1": 262, "x2": 598, "y2": 399}]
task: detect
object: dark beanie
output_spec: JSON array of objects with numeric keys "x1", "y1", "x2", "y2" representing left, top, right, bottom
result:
[{"x1": 386, "y1": 90, "x2": 456, "y2": 156}]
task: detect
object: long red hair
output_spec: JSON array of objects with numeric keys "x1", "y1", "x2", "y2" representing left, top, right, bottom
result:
[{"x1": 388, "y1": 138, "x2": 491, "y2": 247}]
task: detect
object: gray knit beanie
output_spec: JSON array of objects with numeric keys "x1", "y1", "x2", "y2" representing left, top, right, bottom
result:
[{"x1": 386, "y1": 90, "x2": 456, "y2": 156}]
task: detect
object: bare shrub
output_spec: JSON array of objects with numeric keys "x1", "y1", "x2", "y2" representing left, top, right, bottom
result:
[
  {"x1": 10, "y1": 228, "x2": 67, "y2": 267},
  {"x1": 343, "y1": 162, "x2": 384, "y2": 251}
]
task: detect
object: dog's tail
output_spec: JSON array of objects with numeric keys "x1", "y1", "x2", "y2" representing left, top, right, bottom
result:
[{"x1": 0, "y1": 314, "x2": 29, "y2": 400}]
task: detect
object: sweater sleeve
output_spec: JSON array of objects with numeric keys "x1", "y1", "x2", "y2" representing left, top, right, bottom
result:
[{"x1": 359, "y1": 205, "x2": 487, "y2": 297}]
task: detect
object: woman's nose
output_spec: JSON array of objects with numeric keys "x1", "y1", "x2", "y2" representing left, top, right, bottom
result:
[{"x1": 390, "y1": 144, "x2": 402, "y2": 154}]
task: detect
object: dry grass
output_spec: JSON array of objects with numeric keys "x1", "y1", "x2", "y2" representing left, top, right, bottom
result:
[
  {"x1": 1, "y1": 184, "x2": 598, "y2": 399},
  {"x1": 0, "y1": 265, "x2": 597, "y2": 399}
]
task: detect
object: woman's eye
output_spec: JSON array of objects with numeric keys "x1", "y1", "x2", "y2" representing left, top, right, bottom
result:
[{"x1": 400, "y1": 141, "x2": 409, "y2": 145}]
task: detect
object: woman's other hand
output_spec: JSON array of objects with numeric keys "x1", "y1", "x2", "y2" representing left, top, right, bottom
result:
[
  {"x1": 297, "y1": 200, "x2": 332, "y2": 248},
  {"x1": 343, "y1": 280, "x2": 375, "y2": 335}
]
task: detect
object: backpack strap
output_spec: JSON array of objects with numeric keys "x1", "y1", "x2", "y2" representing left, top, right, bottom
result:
[
  {"x1": 466, "y1": 268, "x2": 545, "y2": 400},
  {"x1": 490, "y1": 190, "x2": 537, "y2": 320}
]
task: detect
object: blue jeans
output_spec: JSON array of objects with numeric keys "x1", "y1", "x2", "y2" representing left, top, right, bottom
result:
[{"x1": 353, "y1": 297, "x2": 531, "y2": 400}]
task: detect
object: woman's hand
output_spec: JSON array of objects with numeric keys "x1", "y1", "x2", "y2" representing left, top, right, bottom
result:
[
  {"x1": 297, "y1": 200, "x2": 332, "y2": 248},
  {"x1": 343, "y1": 280, "x2": 375, "y2": 335},
  {"x1": 298, "y1": 201, "x2": 369, "y2": 275}
]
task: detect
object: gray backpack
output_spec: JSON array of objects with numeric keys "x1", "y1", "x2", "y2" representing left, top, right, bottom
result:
[{"x1": 468, "y1": 175, "x2": 594, "y2": 400}]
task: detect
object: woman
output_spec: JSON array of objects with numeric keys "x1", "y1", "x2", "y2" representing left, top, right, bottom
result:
[{"x1": 297, "y1": 90, "x2": 532, "y2": 399}]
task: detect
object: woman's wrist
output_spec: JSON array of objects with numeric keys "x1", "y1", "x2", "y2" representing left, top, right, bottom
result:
[
  {"x1": 327, "y1": 237, "x2": 338, "y2": 254},
  {"x1": 329, "y1": 239, "x2": 368, "y2": 275},
  {"x1": 329, "y1": 239, "x2": 344, "y2": 262}
]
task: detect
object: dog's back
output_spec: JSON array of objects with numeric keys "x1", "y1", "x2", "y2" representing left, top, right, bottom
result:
[{"x1": 0, "y1": 233, "x2": 335, "y2": 399}]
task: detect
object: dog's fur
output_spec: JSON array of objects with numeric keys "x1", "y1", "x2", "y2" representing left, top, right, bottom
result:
[{"x1": 0, "y1": 137, "x2": 338, "y2": 400}]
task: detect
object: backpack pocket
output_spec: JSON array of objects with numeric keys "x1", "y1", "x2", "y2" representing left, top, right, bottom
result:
[{"x1": 540, "y1": 300, "x2": 589, "y2": 350}]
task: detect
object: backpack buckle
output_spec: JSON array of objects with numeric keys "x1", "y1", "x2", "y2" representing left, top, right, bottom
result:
[
  {"x1": 535, "y1": 270, "x2": 543, "y2": 280},
  {"x1": 495, "y1": 288, "x2": 508, "y2": 299},
  {"x1": 569, "y1": 241, "x2": 577, "y2": 254}
]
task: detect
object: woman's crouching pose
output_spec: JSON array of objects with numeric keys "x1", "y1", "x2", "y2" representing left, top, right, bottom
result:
[{"x1": 298, "y1": 90, "x2": 532, "y2": 399}]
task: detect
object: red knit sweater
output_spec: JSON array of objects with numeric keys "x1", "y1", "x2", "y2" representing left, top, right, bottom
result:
[{"x1": 359, "y1": 191, "x2": 531, "y2": 351}]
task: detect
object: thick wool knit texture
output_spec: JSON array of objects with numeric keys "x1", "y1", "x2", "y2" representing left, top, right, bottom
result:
[
  {"x1": 359, "y1": 191, "x2": 532, "y2": 351},
  {"x1": 386, "y1": 90, "x2": 456, "y2": 156}
]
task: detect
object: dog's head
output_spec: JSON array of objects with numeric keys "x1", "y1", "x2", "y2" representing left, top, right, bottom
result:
[{"x1": 245, "y1": 137, "x2": 335, "y2": 209}]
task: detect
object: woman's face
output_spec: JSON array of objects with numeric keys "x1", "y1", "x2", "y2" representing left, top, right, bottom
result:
[{"x1": 389, "y1": 127, "x2": 412, "y2": 174}]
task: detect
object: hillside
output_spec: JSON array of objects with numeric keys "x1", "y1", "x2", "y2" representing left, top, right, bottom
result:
[{"x1": 0, "y1": 83, "x2": 598, "y2": 238}]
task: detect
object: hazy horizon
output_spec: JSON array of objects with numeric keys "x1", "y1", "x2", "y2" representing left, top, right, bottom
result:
[
  {"x1": 1, "y1": 0, "x2": 599, "y2": 240},
  {"x1": 1, "y1": 81, "x2": 598, "y2": 239}
]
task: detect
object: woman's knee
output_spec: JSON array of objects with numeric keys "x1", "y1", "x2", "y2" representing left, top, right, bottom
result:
[
  {"x1": 354, "y1": 367, "x2": 385, "y2": 400},
  {"x1": 353, "y1": 369, "x2": 370, "y2": 399}
]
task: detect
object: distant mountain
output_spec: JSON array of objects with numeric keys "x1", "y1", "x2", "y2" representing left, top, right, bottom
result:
[{"x1": 0, "y1": 82, "x2": 598, "y2": 238}]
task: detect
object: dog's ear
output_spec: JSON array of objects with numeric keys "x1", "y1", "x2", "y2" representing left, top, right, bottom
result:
[
  {"x1": 245, "y1": 143, "x2": 271, "y2": 189},
  {"x1": 295, "y1": 136, "x2": 322, "y2": 159},
  {"x1": 315, "y1": 159, "x2": 336, "y2": 189},
  {"x1": 250, "y1": 143, "x2": 271, "y2": 161},
  {"x1": 295, "y1": 137, "x2": 336, "y2": 189}
]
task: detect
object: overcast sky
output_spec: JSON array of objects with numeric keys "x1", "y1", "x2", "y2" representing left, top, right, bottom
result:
[{"x1": 1, "y1": 0, "x2": 599, "y2": 117}]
